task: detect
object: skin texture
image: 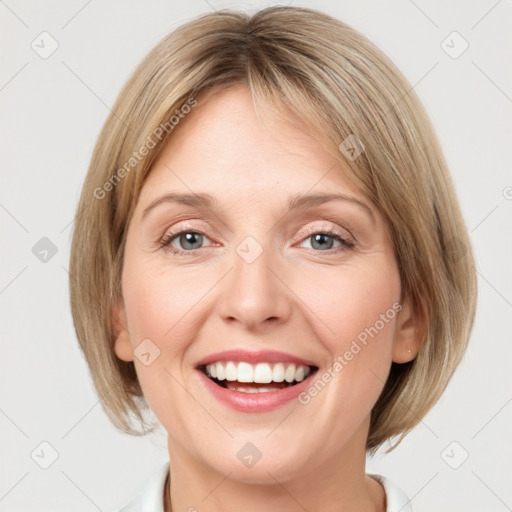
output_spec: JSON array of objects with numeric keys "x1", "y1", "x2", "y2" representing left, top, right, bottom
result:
[{"x1": 112, "y1": 85, "x2": 421, "y2": 512}]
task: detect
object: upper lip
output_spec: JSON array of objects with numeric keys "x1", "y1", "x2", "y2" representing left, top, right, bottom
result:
[{"x1": 195, "y1": 349, "x2": 318, "y2": 368}]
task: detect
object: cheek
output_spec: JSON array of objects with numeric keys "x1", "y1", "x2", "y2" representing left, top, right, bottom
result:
[
  {"x1": 296, "y1": 253, "x2": 401, "y2": 390},
  {"x1": 122, "y1": 259, "x2": 204, "y2": 343},
  {"x1": 291, "y1": 258, "x2": 401, "y2": 441},
  {"x1": 120, "y1": 258, "x2": 224, "y2": 425},
  {"x1": 122, "y1": 274, "x2": 201, "y2": 421}
]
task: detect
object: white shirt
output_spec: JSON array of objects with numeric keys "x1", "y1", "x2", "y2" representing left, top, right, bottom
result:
[{"x1": 114, "y1": 461, "x2": 412, "y2": 512}]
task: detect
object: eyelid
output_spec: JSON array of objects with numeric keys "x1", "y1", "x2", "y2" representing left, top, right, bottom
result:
[
  {"x1": 296, "y1": 222, "x2": 355, "y2": 245},
  {"x1": 162, "y1": 223, "x2": 213, "y2": 239},
  {"x1": 162, "y1": 221, "x2": 215, "y2": 239},
  {"x1": 159, "y1": 219, "x2": 356, "y2": 255}
]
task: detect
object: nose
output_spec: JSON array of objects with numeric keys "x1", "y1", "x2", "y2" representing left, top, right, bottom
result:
[{"x1": 217, "y1": 244, "x2": 292, "y2": 332}]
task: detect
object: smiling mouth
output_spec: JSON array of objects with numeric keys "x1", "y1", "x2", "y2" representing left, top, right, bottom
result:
[{"x1": 199, "y1": 361, "x2": 318, "y2": 393}]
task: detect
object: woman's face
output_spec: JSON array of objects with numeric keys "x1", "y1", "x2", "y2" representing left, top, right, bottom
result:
[{"x1": 113, "y1": 85, "x2": 417, "y2": 483}]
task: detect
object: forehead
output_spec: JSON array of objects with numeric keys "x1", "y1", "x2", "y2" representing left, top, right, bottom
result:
[{"x1": 137, "y1": 85, "x2": 364, "y2": 209}]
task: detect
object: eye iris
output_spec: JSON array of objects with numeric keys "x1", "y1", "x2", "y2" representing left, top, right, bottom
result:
[
  {"x1": 170, "y1": 232, "x2": 342, "y2": 252},
  {"x1": 311, "y1": 233, "x2": 334, "y2": 250},
  {"x1": 180, "y1": 232, "x2": 203, "y2": 250}
]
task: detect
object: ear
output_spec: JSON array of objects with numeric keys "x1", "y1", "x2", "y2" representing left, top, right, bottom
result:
[
  {"x1": 112, "y1": 298, "x2": 134, "y2": 362},
  {"x1": 392, "y1": 297, "x2": 424, "y2": 363}
]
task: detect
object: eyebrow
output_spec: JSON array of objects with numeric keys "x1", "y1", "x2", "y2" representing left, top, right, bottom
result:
[{"x1": 141, "y1": 191, "x2": 375, "y2": 224}]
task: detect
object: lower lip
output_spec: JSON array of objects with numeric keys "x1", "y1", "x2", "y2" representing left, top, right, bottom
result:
[{"x1": 196, "y1": 369, "x2": 315, "y2": 413}]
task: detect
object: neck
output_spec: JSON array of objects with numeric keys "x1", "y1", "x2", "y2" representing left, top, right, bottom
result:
[{"x1": 164, "y1": 419, "x2": 385, "y2": 512}]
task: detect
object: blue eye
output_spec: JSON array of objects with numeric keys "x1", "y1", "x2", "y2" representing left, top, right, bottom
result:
[
  {"x1": 160, "y1": 230, "x2": 212, "y2": 255},
  {"x1": 160, "y1": 227, "x2": 355, "y2": 256},
  {"x1": 299, "y1": 229, "x2": 354, "y2": 251}
]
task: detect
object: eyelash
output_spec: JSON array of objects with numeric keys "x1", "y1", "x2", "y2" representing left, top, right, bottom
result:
[{"x1": 159, "y1": 225, "x2": 355, "y2": 256}]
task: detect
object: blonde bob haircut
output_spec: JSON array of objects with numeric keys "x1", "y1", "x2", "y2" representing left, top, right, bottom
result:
[{"x1": 69, "y1": 6, "x2": 477, "y2": 452}]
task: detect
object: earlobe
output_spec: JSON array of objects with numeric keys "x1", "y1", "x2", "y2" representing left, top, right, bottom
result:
[
  {"x1": 392, "y1": 298, "x2": 424, "y2": 364},
  {"x1": 112, "y1": 300, "x2": 134, "y2": 362}
]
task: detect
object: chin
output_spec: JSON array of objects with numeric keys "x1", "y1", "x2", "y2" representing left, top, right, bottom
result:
[{"x1": 197, "y1": 433, "x2": 320, "y2": 485}]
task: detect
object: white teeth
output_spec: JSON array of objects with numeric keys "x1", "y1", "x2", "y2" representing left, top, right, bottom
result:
[
  {"x1": 225, "y1": 361, "x2": 237, "y2": 381},
  {"x1": 295, "y1": 365, "x2": 306, "y2": 382},
  {"x1": 226, "y1": 383, "x2": 284, "y2": 393},
  {"x1": 284, "y1": 364, "x2": 296, "y2": 383},
  {"x1": 235, "y1": 386, "x2": 259, "y2": 393},
  {"x1": 204, "y1": 361, "x2": 312, "y2": 384},
  {"x1": 215, "y1": 362, "x2": 225, "y2": 381},
  {"x1": 272, "y1": 363, "x2": 285, "y2": 382},
  {"x1": 237, "y1": 362, "x2": 254, "y2": 382},
  {"x1": 254, "y1": 363, "x2": 272, "y2": 383}
]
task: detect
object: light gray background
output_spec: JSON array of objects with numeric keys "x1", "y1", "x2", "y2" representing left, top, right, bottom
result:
[{"x1": 1, "y1": 1, "x2": 511, "y2": 511}]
